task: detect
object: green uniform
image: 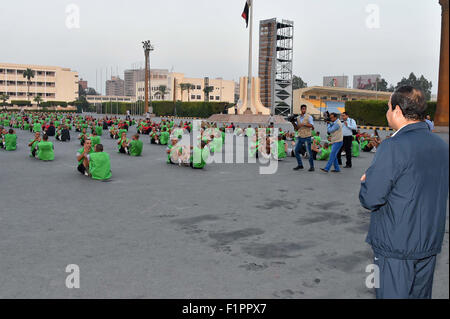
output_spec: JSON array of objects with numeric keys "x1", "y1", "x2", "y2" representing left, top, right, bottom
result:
[
  {"x1": 33, "y1": 123, "x2": 42, "y2": 133},
  {"x1": 77, "y1": 147, "x2": 94, "y2": 165},
  {"x1": 277, "y1": 140, "x2": 286, "y2": 159},
  {"x1": 37, "y1": 141, "x2": 54, "y2": 161},
  {"x1": 129, "y1": 140, "x2": 143, "y2": 156},
  {"x1": 352, "y1": 140, "x2": 360, "y2": 157},
  {"x1": 29, "y1": 139, "x2": 39, "y2": 156},
  {"x1": 4, "y1": 134, "x2": 17, "y2": 151},
  {"x1": 191, "y1": 146, "x2": 209, "y2": 169},
  {"x1": 317, "y1": 147, "x2": 331, "y2": 161},
  {"x1": 89, "y1": 152, "x2": 112, "y2": 180},
  {"x1": 160, "y1": 132, "x2": 170, "y2": 145},
  {"x1": 91, "y1": 136, "x2": 101, "y2": 147},
  {"x1": 95, "y1": 125, "x2": 103, "y2": 136}
]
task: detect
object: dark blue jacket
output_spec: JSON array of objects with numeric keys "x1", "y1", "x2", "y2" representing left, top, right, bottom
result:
[{"x1": 359, "y1": 122, "x2": 449, "y2": 260}]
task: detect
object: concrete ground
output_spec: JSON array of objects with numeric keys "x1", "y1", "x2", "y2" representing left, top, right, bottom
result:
[{"x1": 0, "y1": 118, "x2": 448, "y2": 299}]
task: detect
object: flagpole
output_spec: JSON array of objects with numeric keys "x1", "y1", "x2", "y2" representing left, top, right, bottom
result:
[{"x1": 247, "y1": 0, "x2": 253, "y2": 110}]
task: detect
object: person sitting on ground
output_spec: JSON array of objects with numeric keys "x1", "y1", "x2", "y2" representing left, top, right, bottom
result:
[
  {"x1": 76, "y1": 139, "x2": 94, "y2": 176},
  {"x1": 150, "y1": 127, "x2": 160, "y2": 144},
  {"x1": 128, "y1": 134, "x2": 143, "y2": 156},
  {"x1": 84, "y1": 144, "x2": 112, "y2": 181},
  {"x1": 78, "y1": 128, "x2": 88, "y2": 146},
  {"x1": 273, "y1": 135, "x2": 287, "y2": 160},
  {"x1": 166, "y1": 137, "x2": 180, "y2": 164},
  {"x1": 3, "y1": 128, "x2": 17, "y2": 151},
  {"x1": 109, "y1": 125, "x2": 119, "y2": 139},
  {"x1": 45, "y1": 122, "x2": 56, "y2": 137},
  {"x1": 36, "y1": 134, "x2": 55, "y2": 161},
  {"x1": 117, "y1": 131, "x2": 130, "y2": 154},
  {"x1": 352, "y1": 136, "x2": 360, "y2": 158},
  {"x1": 59, "y1": 125, "x2": 71, "y2": 142},
  {"x1": 90, "y1": 131, "x2": 101, "y2": 148},
  {"x1": 33, "y1": 121, "x2": 42, "y2": 134},
  {"x1": 190, "y1": 141, "x2": 209, "y2": 169},
  {"x1": 28, "y1": 132, "x2": 41, "y2": 158},
  {"x1": 312, "y1": 142, "x2": 331, "y2": 161},
  {"x1": 159, "y1": 128, "x2": 170, "y2": 145}
]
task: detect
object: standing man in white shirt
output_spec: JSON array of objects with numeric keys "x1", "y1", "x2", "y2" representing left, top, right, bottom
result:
[{"x1": 338, "y1": 112, "x2": 357, "y2": 168}]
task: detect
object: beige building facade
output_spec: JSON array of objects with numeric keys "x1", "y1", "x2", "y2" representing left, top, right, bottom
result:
[
  {"x1": 0, "y1": 62, "x2": 79, "y2": 104},
  {"x1": 136, "y1": 73, "x2": 235, "y2": 103}
]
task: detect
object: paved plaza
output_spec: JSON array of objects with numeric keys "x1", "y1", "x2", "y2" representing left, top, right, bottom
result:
[{"x1": 0, "y1": 119, "x2": 448, "y2": 299}]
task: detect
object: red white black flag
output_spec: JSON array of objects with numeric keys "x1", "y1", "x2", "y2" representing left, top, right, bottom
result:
[{"x1": 242, "y1": 0, "x2": 250, "y2": 28}]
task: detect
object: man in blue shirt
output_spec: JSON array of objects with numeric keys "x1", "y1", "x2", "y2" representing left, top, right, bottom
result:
[
  {"x1": 320, "y1": 113, "x2": 343, "y2": 173},
  {"x1": 425, "y1": 115, "x2": 435, "y2": 132},
  {"x1": 338, "y1": 112, "x2": 357, "y2": 168},
  {"x1": 359, "y1": 86, "x2": 449, "y2": 299}
]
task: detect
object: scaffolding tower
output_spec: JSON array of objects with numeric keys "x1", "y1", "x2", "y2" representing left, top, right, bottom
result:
[{"x1": 259, "y1": 18, "x2": 294, "y2": 116}]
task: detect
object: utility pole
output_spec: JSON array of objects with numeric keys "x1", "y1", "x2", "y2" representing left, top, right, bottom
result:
[{"x1": 142, "y1": 40, "x2": 154, "y2": 115}]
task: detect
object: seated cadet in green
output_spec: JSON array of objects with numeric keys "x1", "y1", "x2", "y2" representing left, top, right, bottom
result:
[
  {"x1": 128, "y1": 134, "x2": 143, "y2": 156},
  {"x1": 90, "y1": 131, "x2": 101, "y2": 148},
  {"x1": 36, "y1": 134, "x2": 55, "y2": 161},
  {"x1": 23, "y1": 121, "x2": 30, "y2": 131},
  {"x1": 33, "y1": 121, "x2": 42, "y2": 133},
  {"x1": 166, "y1": 137, "x2": 180, "y2": 164},
  {"x1": 159, "y1": 128, "x2": 170, "y2": 145},
  {"x1": 117, "y1": 131, "x2": 130, "y2": 154},
  {"x1": 76, "y1": 138, "x2": 94, "y2": 176},
  {"x1": 351, "y1": 136, "x2": 360, "y2": 158},
  {"x1": 314, "y1": 142, "x2": 331, "y2": 161},
  {"x1": 95, "y1": 123, "x2": 103, "y2": 136},
  {"x1": 4, "y1": 129, "x2": 17, "y2": 151},
  {"x1": 28, "y1": 132, "x2": 41, "y2": 158},
  {"x1": 190, "y1": 141, "x2": 209, "y2": 169},
  {"x1": 275, "y1": 135, "x2": 287, "y2": 160},
  {"x1": 85, "y1": 144, "x2": 112, "y2": 181}
]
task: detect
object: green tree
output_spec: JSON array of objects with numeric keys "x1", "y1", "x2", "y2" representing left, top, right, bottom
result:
[
  {"x1": 1, "y1": 94, "x2": 9, "y2": 108},
  {"x1": 374, "y1": 78, "x2": 390, "y2": 92},
  {"x1": 33, "y1": 95, "x2": 43, "y2": 107},
  {"x1": 203, "y1": 86, "x2": 214, "y2": 102},
  {"x1": 396, "y1": 72, "x2": 432, "y2": 101},
  {"x1": 292, "y1": 75, "x2": 307, "y2": 90},
  {"x1": 23, "y1": 68, "x2": 35, "y2": 102}
]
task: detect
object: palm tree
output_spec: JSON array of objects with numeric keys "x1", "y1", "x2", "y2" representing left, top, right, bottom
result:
[
  {"x1": 33, "y1": 95, "x2": 43, "y2": 108},
  {"x1": 203, "y1": 86, "x2": 214, "y2": 102},
  {"x1": 0, "y1": 94, "x2": 9, "y2": 108},
  {"x1": 23, "y1": 68, "x2": 35, "y2": 102},
  {"x1": 158, "y1": 85, "x2": 168, "y2": 101}
]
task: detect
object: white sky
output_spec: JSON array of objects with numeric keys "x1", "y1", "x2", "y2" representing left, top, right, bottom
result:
[{"x1": 0, "y1": 0, "x2": 442, "y2": 94}]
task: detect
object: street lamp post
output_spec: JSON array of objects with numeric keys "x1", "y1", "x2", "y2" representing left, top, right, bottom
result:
[{"x1": 142, "y1": 40, "x2": 154, "y2": 116}]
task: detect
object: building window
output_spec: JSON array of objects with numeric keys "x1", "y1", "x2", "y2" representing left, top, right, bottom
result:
[
  {"x1": 331, "y1": 97, "x2": 338, "y2": 101},
  {"x1": 215, "y1": 96, "x2": 220, "y2": 101},
  {"x1": 321, "y1": 96, "x2": 327, "y2": 100},
  {"x1": 197, "y1": 95, "x2": 201, "y2": 99},
  {"x1": 191, "y1": 95, "x2": 196, "y2": 100},
  {"x1": 308, "y1": 95, "x2": 317, "y2": 100},
  {"x1": 197, "y1": 85, "x2": 201, "y2": 90}
]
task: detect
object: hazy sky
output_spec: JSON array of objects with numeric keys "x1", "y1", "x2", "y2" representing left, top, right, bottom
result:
[{"x1": 0, "y1": 0, "x2": 442, "y2": 94}]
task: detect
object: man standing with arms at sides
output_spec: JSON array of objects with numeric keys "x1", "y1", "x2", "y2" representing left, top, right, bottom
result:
[
  {"x1": 293, "y1": 105, "x2": 315, "y2": 172},
  {"x1": 339, "y1": 112, "x2": 357, "y2": 168},
  {"x1": 359, "y1": 86, "x2": 449, "y2": 299}
]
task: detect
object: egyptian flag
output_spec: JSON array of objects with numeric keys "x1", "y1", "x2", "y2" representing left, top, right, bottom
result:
[{"x1": 242, "y1": 0, "x2": 250, "y2": 28}]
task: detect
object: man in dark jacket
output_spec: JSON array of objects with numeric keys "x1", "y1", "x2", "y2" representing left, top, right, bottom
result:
[{"x1": 359, "y1": 86, "x2": 449, "y2": 299}]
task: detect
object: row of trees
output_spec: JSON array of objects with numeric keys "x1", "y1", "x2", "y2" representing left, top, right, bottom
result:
[{"x1": 292, "y1": 72, "x2": 433, "y2": 100}]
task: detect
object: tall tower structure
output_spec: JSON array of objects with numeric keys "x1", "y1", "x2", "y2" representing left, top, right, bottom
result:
[{"x1": 259, "y1": 18, "x2": 294, "y2": 116}]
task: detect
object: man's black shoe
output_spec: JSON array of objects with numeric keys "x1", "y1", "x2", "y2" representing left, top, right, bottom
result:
[
  {"x1": 344, "y1": 165, "x2": 352, "y2": 168},
  {"x1": 293, "y1": 166, "x2": 304, "y2": 171},
  {"x1": 320, "y1": 168, "x2": 328, "y2": 173},
  {"x1": 308, "y1": 168, "x2": 315, "y2": 172}
]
